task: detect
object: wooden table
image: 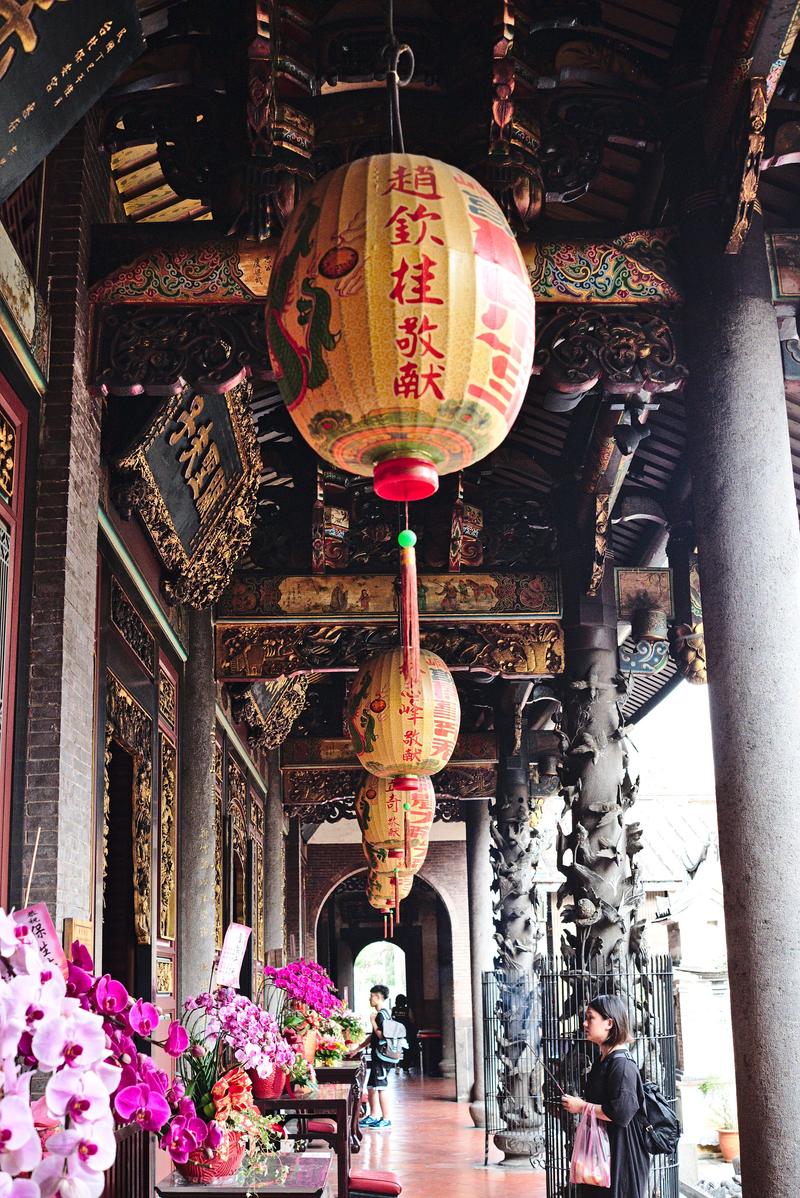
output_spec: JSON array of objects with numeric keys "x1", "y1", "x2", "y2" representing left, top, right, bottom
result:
[
  {"x1": 255, "y1": 1084, "x2": 353, "y2": 1198},
  {"x1": 155, "y1": 1150, "x2": 333, "y2": 1197},
  {"x1": 314, "y1": 1058, "x2": 366, "y2": 1151},
  {"x1": 314, "y1": 1059, "x2": 364, "y2": 1088}
]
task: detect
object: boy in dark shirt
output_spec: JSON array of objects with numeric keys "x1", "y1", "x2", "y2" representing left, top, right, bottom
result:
[{"x1": 358, "y1": 984, "x2": 392, "y2": 1130}]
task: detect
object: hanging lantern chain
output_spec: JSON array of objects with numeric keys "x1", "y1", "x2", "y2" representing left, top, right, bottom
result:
[{"x1": 383, "y1": 0, "x2": 415, "y2": 154}]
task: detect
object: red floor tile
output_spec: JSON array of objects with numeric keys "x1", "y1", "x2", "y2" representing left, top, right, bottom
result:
[{"x1": 354, "y1": 1075, "x2": 546, "y2": 1198}]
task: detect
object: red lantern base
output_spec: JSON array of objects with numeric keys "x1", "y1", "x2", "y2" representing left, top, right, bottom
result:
[
  {"x1": 393, "y1": 775, "x2": 419, "y2": 791},
  {"x1": 374, "y1": 457, "x2": 438, "y2": 502}
]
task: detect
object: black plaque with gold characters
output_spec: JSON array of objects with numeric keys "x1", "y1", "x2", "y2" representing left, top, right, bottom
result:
[
  {"x1": 0, "y1": 0, "x2": 143, "y2": 201},
  {"x1": 114, "y1": 383, "x2": 262, "y2": 608}
]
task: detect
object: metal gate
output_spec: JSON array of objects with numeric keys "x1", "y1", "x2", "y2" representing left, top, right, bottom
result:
[
  {"x1": 541, "y1": 954, "x2": 679, "y2": 1198},
  {"x1": 481, "y1": 968, "x2": 542, "y2": 1167}
]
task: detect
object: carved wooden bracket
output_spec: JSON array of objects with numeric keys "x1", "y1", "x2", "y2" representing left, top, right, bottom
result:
[{"x1": 93, "y1": 305, "x2": 273, "y2": 398}]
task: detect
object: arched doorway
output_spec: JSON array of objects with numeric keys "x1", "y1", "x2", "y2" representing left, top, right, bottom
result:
[
  {"x1": 353, "y1": 941, "x2": 407, "y2": 1027},
  {"x1": 315, "y1": 871, "x2": 460, "y2": 1094}
]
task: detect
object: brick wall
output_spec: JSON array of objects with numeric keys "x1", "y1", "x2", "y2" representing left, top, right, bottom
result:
[
  {"x1": 303, "y1": 838, "x2": 474, "y2": 1098},
  {"x1": 19, "y1": 112, "x2": 122, "y2": 927}
]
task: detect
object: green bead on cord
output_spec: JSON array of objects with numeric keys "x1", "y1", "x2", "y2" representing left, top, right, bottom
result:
[{"x1": 397, "y1": 528, "x2": 417, "y2": 548}]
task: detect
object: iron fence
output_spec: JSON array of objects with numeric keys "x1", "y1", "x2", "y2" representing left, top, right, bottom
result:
[
  {"x1": 541, "y1": 954, "x2": 679, "y2": 1198},
  {"x1": 481, "y1": 967, "x2": 542, "y2": 1167}
]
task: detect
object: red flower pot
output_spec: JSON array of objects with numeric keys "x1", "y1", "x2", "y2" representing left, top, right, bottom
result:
[
  {"x1": 176, "y1": 1131, "x2": 245, "y2": 1183},
  {"x1": 248, "y1": 1066, "x2": 288, "y2": 1099}
]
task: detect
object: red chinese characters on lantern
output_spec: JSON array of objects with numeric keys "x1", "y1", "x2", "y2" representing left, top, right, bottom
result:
[
  {"x1": 389, "y1": 255, "x2": 443, "y2": 306},
  {"x1": 386, "y1": 203, "x2": 444, "y2": 246},
  {"x1": 396, "y1": 315, "x2": 443, "y2": 361},
  {"x1": 382, "y1": 163, "x2": 443, "y2": 199}
]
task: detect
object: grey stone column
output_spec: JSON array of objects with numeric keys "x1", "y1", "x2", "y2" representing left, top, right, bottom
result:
[
  {"x1": 465, "y1": 799, "x2": 493, "y2": 1126},
  {"x1": 177, "y1": 608, "x2": 217, "y2": 1005},
  {"x1": 679, "y1": 209, "x2": 800, "y2": 1198},
  {"x1": 264, "y1": 750, "x2": 285, "y2": 957},
  {"x1": 491, "y1": 683, "x2": 545, "y2": 1166}
]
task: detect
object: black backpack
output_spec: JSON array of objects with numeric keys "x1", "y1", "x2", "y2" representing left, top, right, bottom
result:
[{"x1": 636, "y1": 1073, "x2": 681, "y2": 1155}]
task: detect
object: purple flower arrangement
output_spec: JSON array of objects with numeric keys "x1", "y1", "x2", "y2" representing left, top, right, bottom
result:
[
  {"x1": 183, "y1": 989, "x2": 295, "y2": 1081},
  {"x1": 262, "y1": 959, "x2": 342, "y2": 1021}
]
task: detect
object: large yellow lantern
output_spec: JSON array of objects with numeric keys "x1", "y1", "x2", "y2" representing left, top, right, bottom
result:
[
  {"x1": 347, "y1": 647, "x2": 460, "y2": 790},
  {"x1": 356, "y1": 774, "x2": 434, "y2": 871},
  {"x1": 266, "y1": 153, "x2": 536, "y2": 502}
]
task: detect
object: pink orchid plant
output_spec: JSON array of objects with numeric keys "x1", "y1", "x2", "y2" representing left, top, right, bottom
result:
[
  {"x1": 261, "y1": 959, "x2": 342, "y2": 1029},
  {"x1": 0, "y1": 908, "x2": 121, "y2": 1198}
]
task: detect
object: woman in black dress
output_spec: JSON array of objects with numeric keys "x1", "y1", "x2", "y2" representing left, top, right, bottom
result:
[{"x1": 561, "y1": 994, "x2": 650, "y2": 1198}]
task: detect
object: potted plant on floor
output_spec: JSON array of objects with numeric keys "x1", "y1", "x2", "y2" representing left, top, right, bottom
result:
[{"x1": 700, "y1": 1079, "x2": 739, "y2": 1162}]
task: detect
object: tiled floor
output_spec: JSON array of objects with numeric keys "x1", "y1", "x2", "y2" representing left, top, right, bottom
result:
[{"x1": 353, "y1": 1074, "x2": 546, "y2": 1198}]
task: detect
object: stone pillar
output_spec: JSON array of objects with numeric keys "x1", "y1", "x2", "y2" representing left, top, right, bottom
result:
[
  {"x1": 491, "y1": 682, "x2": 545, "y2": 1166},
  {"x1": 16, "y1": 114, "x2": 120, "y2": 929},
  {"x1": 465, "y1": 799, "x2": 493, "y2": 1126},
  {"x1": 679, "y1": 208, "x2": 800, "y2": 1198},
  {"x1": 558, "y1": 561, "x2": 642, "y2": 964},
  {"x1": 177, "y1": 608, "x2": 217, "y2": 1005},
  {"x1": 264, "y1": 750, "x2": 285, "y2": 957},
  {"x1": 438, "y1": 901, "x2": 456, "y2": 1082}
]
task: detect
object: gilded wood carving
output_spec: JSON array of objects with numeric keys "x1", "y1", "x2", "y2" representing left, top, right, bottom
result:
[
  {"x1": 218, "y1": 571, "x2": 562, "y2": 620},
  {"x1": 103, "y1": 672, "x2": 153, "y2": 945},
  {"x1": 213, "y1": 741, "x2": 224, "y2": 950},
  {"x1": 114, "y1": 382, "x2": 261, "y2": 607},
  {"x1": 159, "y1": 734, "x2": 177, "y2": 941},
  {"x1": 111, "y1": 578, "x2": 155, "y2": 675},
  {"x1": 215, "y1": 621, "x2": 565, "y2": 680}
]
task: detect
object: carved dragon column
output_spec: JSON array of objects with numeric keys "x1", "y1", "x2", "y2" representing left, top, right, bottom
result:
[
  {"x1": 490, "y1": 681, "x2": 545, "y2": 1167},
  {"x1": 556, "y1": 542, "x2": 643, "y2": 968}
]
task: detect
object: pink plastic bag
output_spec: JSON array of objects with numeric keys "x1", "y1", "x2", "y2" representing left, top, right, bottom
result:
[{"x1": 569, "y1": 1103, "x2": 611, "y2": 1188}]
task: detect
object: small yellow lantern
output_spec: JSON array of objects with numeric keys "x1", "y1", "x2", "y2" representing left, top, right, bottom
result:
[
  {"x1": 355, "y1": 774, "x2": 435, "y2": 871},
  {"x1": 266, "y1": 153, "x2": 536, "y2": 503},
  {"x1": 347, "y1": 647, "x2": 460, "y2": 790},
  {"x1": 366, "y1": 869, "x2": 413, "y2": 910}
]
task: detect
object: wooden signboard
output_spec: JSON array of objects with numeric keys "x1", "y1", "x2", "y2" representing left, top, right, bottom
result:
[
  {"x1": 0, "y1": 0, "x2": 143, "y2": 201},
  {"x1": 115, "y1": 383, "x2": 261, "y2": 607}
]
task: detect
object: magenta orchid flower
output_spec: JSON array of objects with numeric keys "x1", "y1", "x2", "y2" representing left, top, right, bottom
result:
[
  {"x1": 93, "y1": 976, "x2": 128, "y2": 1015},
  {"x1": 69, "y1": 942, "x2": 93, "y2": 972},
  {"x1": 113, "y1": 1083, "x2": 170, "y2": 1133},
  {"x1": 163, "y1": 1021, "x2": 189, "y2": 1058},
  {"x1": 161, "y1": 1113, "x2": 209, "y2": 1164},
  {"x1": 127, "y1": 999, "x2": 159, "y2": 1037}
]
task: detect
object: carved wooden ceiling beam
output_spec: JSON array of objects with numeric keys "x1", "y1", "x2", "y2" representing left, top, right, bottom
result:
[
  {"x1": 89, "y1": 231, "x2": 682, "y2": 309},
  {"x1": 218, "y1": 571, "x2": 561, "y2": 621},
  {"x1": 283, "y1": 764, "x2": 497, "y2": 818},
  {"x1": 280, "y1": 732, "x2": 497, "y2": 769},
  {"x1": 215, "y1": 619, "x2": 565, "y2": 681}
]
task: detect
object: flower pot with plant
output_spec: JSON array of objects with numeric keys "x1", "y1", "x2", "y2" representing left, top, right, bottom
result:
[{"x1": 699, "y1": 1079, "x2": 739, "y2": 1162}]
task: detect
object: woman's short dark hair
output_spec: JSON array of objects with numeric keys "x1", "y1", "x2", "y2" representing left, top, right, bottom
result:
[
  {"x1": 587, "y1": 993, "x2": 633, "y2": 1048},
  {"x1": 394, "y1": 993, "x2": 407, "y2": 1006},
  {"x1": 370, "y1": 984, "x2": 390, "y2": 1000}
]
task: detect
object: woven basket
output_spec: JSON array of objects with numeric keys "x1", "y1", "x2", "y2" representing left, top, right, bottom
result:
[{"x1": 175, "y1": 1130, "x2": 245, "y2": 1183}]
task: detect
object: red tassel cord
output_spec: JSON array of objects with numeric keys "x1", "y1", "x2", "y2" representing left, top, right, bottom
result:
[
  {"x1": 398, "y1": 519, "x2": 420, "y2": 689},
  {"x1": 383, "y1": 913, "x2": 388, "y2": 940},
  {"x1": 404, "y1": 804, "x2": 412, "y2": 870},
  {"x1": 394, "y1": 871, "x2": 401, "y2": 925}
]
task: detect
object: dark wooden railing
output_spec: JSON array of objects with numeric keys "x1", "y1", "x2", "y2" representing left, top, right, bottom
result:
[{"x1": 101, "y1": 1124, "x2": 152, "y2": 1198}]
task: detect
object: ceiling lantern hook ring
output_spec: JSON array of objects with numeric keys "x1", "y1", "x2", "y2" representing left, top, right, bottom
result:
[{"x1": 382, "y1": 0, "x2": 415, "y2": 154}]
